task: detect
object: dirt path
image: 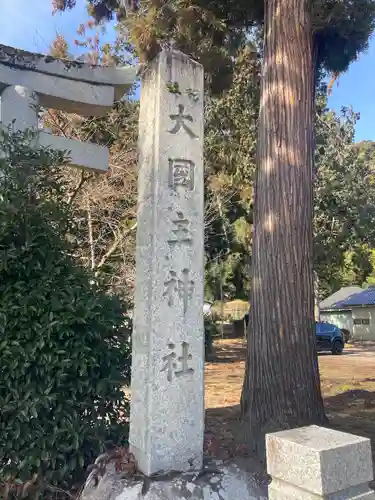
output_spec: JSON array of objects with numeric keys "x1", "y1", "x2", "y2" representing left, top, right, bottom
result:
[{"x1": 204, "y1": 339, "x2": 375, "y2": 467}]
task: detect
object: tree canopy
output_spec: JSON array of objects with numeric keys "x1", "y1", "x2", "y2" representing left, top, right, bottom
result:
[{"x1": 56, "y1": 0, "x2": 375, "y2": 92}]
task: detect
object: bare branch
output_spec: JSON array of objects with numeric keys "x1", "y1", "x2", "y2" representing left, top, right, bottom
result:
[
  {"x1": 87, "y1": 200, "x2": 95, "y2": 270},
  {"x1": 67, "y1": 170, "x2": 91, "y2": 205},
  {"x1": 95, "y1": 222, "x2": 137, "y2": 274}
]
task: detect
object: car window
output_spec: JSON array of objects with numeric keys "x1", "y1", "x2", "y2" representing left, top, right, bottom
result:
[{"x1": 319, "y1": 323, "x2": 336, "y2": 334}]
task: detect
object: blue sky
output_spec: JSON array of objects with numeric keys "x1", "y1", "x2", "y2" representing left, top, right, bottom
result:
[
  {"x1": 0, "y1": 0, "x2": 116, "y2": 59},
  {"x1": 0, "y1": 0, "x2": 88, "y2": 54},
  {"x1": 327, "y1": 37, "x2": 375, "y2": 142},
  {"x1": 0, "y1": 0, "x2": 374, "y2": 142}
]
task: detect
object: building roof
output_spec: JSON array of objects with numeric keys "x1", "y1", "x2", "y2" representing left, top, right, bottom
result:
[
  {"x1": 332, "y1": 286, "x2": 375, "y2": 309},
  {"x1": 320, "y1": 286, "x2": 362, "y2": 310}
]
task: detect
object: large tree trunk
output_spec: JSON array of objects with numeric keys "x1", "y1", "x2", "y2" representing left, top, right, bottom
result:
[{"x1": 241, "y1": 0, "x2": 326, "y2": 455}]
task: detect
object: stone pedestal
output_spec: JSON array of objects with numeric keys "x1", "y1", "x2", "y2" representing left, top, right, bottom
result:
[
  {"x1": 266, "y1": 425, "x2": 375, "y2": 499},
  {"x1": 81, "y1": 460, "x2": 268, "y2": 500},
  {"x1": 129, "y1": 50, "x2": 205, "y2": 476}
]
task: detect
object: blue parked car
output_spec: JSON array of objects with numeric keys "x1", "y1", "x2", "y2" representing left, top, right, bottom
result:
[{"x1": 316, "y1": 321, "x2": 344, "y2": 355}]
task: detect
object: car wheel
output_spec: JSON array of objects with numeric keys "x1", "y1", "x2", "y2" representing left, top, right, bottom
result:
[{"x1": 332, "y1": 339, "x2": 344, "y2": 355}]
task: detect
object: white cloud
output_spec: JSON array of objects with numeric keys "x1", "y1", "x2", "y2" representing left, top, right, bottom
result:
[{"x1": 0, "y1": 0, "x2": 88, "y2": 53}]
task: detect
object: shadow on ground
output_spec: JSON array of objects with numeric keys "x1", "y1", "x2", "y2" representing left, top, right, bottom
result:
[{"x1": 205, "y1": 338, "x2": 375, "y2": 484}]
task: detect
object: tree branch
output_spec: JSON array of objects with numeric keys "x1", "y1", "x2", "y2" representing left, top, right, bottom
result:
[
  {"x1": 87, "y1": 200, "x2": 95, "y2": 270},
  {"x1": 94, "y1": 222, "x2": 137, "y2": 275},
  {"x1": 67, "y1": 170, "x2": 90, "y2": 205}
]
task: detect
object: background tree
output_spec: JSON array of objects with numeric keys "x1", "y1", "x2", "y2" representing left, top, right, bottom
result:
[
  {"x1": 240, "y1": 0, "x2": 329, "y2": 450},
  {"x1": 314, "y1": 101, "x2": 375, "y2": 297},
  {"x1": 44, "y1": 101, "x2": 139, "y2": 300},
  {"x1": 204, "y1": 42, "x2": 260, "y2": 300},
  {"x1": 241, "y1": 0, "x2": 375, "y2": 451}
]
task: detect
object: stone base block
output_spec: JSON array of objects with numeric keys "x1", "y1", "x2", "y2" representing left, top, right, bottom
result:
[
  {"x1": 81, "y1": 460, "x2": 268, "y2": 500},
  {"x1": 268, "y1": 477, "x2": 375, "y2": 499},
  {"x1": 266, "y1": 425, "x2": 374, "y2": 500}
]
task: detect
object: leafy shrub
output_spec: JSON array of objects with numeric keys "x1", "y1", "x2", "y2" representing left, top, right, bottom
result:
[{"x1": 0, "y1": 130, "x2": 131, "y2": 487}]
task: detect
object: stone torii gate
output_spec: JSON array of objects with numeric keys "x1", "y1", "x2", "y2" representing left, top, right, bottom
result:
[{"x1": 0, "y1": 44, "x2": 137, "y2": 171}]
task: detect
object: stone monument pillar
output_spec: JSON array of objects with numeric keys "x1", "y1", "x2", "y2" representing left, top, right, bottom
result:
[{"x1": 129, "y1": 50, "x2": 204, "y2": 476}]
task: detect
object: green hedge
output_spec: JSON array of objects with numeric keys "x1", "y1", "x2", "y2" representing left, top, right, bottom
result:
[{"x1": 0, "y1": 130, "x2": 131, "y2": 488}]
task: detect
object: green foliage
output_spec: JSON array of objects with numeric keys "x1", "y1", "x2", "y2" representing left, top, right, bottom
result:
[
  {"x1": 205, "y1": 253, "x2": 250, "y2": 301},
  {"x1": 314, "y1": 98, "x2": 375, "y2": 296},
  {"x1": 202, "y1": 55, "x2": 375, "y2": 300},
  {"x1": 363, "y1": 250, "x2": 375, "y2": 286},
  {"x1": 340, "y1": 246, "x2": 373, "y2": 287},
  {"x1": 204, "y1": 43, "x2": 258, "y2": 299},
  {"x1": 0, "y1": 130, "x2": 131, "y2": 487},
  {"x1": 202, "y1": 43, "x2": 375, "y2": 301},
  {"x1": 126, "y1": 0, "x2": 375, "y2": 87},
  {"x1": 313, "y1": 0, "x2": 375, "y2": 75},
  {"x1": 354, "y1": 139, "x2": 375, "y2": 164}
]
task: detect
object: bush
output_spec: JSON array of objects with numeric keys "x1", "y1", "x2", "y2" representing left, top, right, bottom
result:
[{"x1": 0, "y1": 130, "x2": 131, "y2": 488}]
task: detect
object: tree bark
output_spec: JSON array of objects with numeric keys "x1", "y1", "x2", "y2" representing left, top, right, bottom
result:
[{"x1": 241, "y1": 0, "x2": 326, "y2": 455}]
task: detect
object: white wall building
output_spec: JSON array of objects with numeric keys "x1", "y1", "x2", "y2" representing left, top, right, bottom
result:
[{"x1": 320, "y1": 286, "x2": 375, "y2": 341}]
